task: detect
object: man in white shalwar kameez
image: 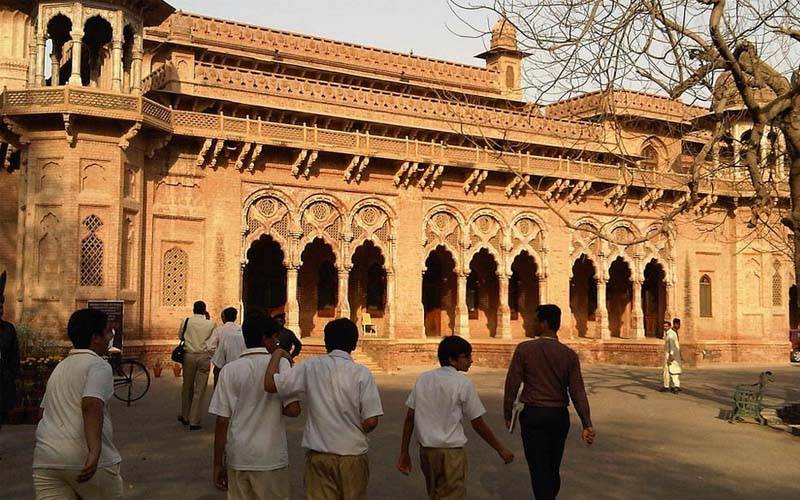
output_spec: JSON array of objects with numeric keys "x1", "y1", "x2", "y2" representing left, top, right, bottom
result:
[{"x1": 662, "y1": 318, "x2": 682, "y2": 393}]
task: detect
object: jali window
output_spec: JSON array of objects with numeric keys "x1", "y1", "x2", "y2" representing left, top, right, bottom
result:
[
  {"x1": 162, "y1": 247, "x2": 188, "y2": 307},
  {"x1": 79, "y1": 215, "x2": 104, "y2": 287}
]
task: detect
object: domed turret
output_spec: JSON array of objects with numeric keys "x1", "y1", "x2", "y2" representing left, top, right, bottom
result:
[
  {"x1": 490, "y1": 17, "x2": 518, "y2": 52},
  {"x1": 476, "y1": 16, "x2": 529, "y2": 101}
]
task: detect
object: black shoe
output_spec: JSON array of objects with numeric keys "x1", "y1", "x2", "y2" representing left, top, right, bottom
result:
[
  {"x1": 178, "y1": 416, "x2": 189, "y2": 426},
  {"x1": 189, "y1": 425, "x2": 202, "y2": 431},
  {"x1": 670, "y1": 388, "x2": 681, "y2": 394},
  {"x1": 659, "y1": 387, "x2": 670, "y2": 392}
]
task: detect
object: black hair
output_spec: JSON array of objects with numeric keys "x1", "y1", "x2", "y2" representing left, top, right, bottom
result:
[
  {"x1": 672, "y1": 318, "x2": 681, "y2": 325},
  {"x1": 437, "y1": 335, "x2": 472, "y2": 367},
  {"x1": 272, "y1": 312, "x2": 286, "y2": 320},
  {"x1": 241, "y1": 313, "x2": 281, "y2": 349},
  {"x1": 536, "y1": 304, "x2": 562, "y2": 332},
  {"x1": 193, "y1": 301, "x2": 207, "y2": 315},
  {"x1": 324, "y1": 318, "x2": 358, "y2": 353},
  {"x1": 67, "y1": 308, "x2": 108, "y2": 349},
  {"x1": 222, "y1": 307, "x2": 238, "y2": 323}
]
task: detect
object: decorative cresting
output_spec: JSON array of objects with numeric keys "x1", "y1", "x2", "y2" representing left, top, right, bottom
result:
[
  {"x1": 162, "y1": 247, "x2": 188, "y2": 307},
  {"x1": 423, "y1": 208, "x2": 464, "y2": 266},
  {"x1": 350, "y1": 202, "x2": 392, "y2": 256},
  {"x1": 299, "y1": 196, "x2": 344, "y2": 260},
  {"x1": 79, "y1": 215, "x2": 104, "y2": 287}
]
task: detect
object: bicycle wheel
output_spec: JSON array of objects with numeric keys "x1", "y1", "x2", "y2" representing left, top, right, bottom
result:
[{"x1": 113, "y1": 360, "x2": 151, "y2": 403}]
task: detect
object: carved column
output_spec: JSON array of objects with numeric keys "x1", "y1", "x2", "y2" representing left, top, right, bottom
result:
[
  {"x1": 631, "y1": 279, "x2": 645, "y2": 339},
  {"x1": 498, "y1": 273, "x2": 512, "y2": 339},
  {"x1": 131, "y1": 46, "x2": 143, "y2": 93},
  {"x1": 49, "y1": 52, "x2": 61, "y2": 86},
  {"x1": 68, "y1": 30, "x2": 84, "y2": 85},
  {"x1": 285, "y1": 266, "x2": 300, "y2": 335},
  {"x1": 538, "y1": 274, "x2": 547, "y2": 304},
  {"x1": 111, "y1": 39, "x2": 123, "y2": 91},
  {"x1": 386, "y1": 269, "x2": 396, "y2": 339},
  {"x1": 455, "y1": 271, "x2": 470, "y2": 338},
  {"x1": 34, "y1": 35, "x2": 46, "y2": 87},
  {"x1": 664, "y1": 281, "x2": 674, "y2": 325},
  {"x1": 596, "y1": 277, "x2": 610, "y2": 339},
  {"x1": 337, "y1": 266, "x2": 350, "y2": 319}
]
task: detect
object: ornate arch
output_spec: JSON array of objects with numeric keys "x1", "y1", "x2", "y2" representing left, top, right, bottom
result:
[
  {"x1": 423, "y1": 205, "x2": 465, "y2": 268},
  {"x1": 570, "y1": 217, "x2": 603, "y2": 260},
  {"x1": 349, "y1": 198, "x2": 395, "y2": 265},
  {"x1": 243, "y1": 188, "x2": 297, "y2": 249},
  {"x1": 640, "y1": 136, "x2": 668, "y2": 170},
  {"x1": 298, "y1": 194, "x2": 345, "y2": 260},
  {"x1": 467, "y1": 208, "x2": 506, "y2": 266}
]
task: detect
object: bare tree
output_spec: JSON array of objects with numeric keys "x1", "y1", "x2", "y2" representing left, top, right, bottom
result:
[{"x1": 450, "y1": 0, "x2": 800, "y2": 285}]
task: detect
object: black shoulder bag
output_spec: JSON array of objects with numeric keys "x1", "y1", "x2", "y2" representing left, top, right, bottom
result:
[{"x1": 171, "y1": 318, "x2": 189, "y2": 364}]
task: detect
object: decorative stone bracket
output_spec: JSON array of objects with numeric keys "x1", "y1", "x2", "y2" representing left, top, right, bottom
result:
[
  {"x1": 343, "y1": 155, "x2": 370, "y2": 183},
  {"x1": 417, "y1": 163, "x2": 444, "y2": 190},
  {"x1": 463, "y1": 168, "x2": 487, "y2": 194},
  {"x1": 505, "y1": 174, "x2": 529, "y2": 198},
  {"x1": 291, "y1": 149, "x2": 318, "y2": 178}
]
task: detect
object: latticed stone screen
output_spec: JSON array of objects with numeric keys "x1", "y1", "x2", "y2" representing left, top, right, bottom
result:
[
  {"x1": 162, "y1": 247, "x2": 188, "y2": 307},
  {"x1": 79, "y1": 216, "x2": 104, "y2": 287},
  {"x1": 772, "y1": 272, "x2": 783, "y2": 307}
]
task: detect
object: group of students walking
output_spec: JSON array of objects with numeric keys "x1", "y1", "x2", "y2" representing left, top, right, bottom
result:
[{"x1": 26, "y1": 302, "x2": 600, "y2": 500}]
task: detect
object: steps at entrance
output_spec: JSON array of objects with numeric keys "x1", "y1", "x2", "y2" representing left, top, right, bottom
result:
[{"x1": 352, "y1": 350, "x2": 383, "y2": 373}]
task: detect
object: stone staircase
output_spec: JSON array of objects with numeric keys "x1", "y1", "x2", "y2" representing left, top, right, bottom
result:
[{"x1": 352, "y1": 349, "x2": 383, "y2": 373}]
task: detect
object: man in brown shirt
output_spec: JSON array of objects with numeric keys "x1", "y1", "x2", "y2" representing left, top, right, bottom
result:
[{"x1": 504, "y1": 304, "x2": 595, "y2": 500}]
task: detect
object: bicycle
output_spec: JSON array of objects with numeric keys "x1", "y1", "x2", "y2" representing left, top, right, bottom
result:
[{"x1": 107, "y1": 352, "x2": 151, "y2": 406}]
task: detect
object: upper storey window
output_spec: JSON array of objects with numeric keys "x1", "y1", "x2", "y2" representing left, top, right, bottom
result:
[{"x1": 641, "y1": 145, "x2": 659, "y2": 170}]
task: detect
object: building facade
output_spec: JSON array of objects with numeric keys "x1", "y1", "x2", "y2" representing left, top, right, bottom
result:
[{"x1": 0, "y1": 0, "x2": 792, "y2": 368}]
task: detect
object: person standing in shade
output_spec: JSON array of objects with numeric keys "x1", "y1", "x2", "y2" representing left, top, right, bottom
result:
[
  {"x1": 264, "y1": 318, "x2": 383, "y2": 500},
  {"x1": 272, "y1": 313, "x2": 302, "y2": 360},
  {"x1": 210, "y1": 307, "x2": 245, "y2": 386},
  {"x1": 504, "y1": 304, "x2": 595, "y2": 500},
  {"x1": 33, "y1": 309, "x2": 123, "y2": 499},
  {"x1": 0, "y1": 271, "x2": 20, "y2": 430},
  {"x1": 209, "y1": 313, "x2": 300, "y2": 500},
  {"x1": 662, "y1": 318, "x2": 682, "y2": 394},
  {"x1": 179, "y1": 300, "x2": 216, "y2": 430}
]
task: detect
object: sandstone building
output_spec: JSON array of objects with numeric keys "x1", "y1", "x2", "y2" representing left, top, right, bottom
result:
[{"x1": 0, "y1": 0, "x2": 792, "y2": 368}]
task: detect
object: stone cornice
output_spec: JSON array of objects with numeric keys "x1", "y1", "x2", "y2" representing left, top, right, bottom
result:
[
  {"x1": 145, "y1": 11, "x2": 501, "y2": 98},
  {"x1": 545, "y1": 89, "x2": 708, "y2": 124}
]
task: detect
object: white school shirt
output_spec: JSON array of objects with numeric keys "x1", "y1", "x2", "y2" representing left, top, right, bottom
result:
[
  {"x1": 405, "y1": 366, "x2": 486, "y2": 448},
  {"x1": 33, "y1": 350, "x2": 122, "y2": 469},
  {"x1": 275, "y1": 350, "x2": 383, "y2": 456},
  {"x1": 210, "y1": 322, "x2": 246, "y2": 369},
  {"x1": 209, "y1": 348, "x2": 295, "y2": 471}
]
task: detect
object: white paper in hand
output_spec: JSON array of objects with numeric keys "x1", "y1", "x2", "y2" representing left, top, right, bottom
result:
[{"x1": 508, "y1": 384, "x2": 524, "y2": 433}]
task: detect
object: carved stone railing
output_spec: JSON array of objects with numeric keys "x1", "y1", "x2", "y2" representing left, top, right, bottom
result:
[
  {"x1": 0, "y1": 87, "x2": 748, "y2": 197},
  {"x1": 546, "y1": 90, "x2": 707, "y2": 123},
  {"x1": 141, "y1": 61, "x2": 175, "y2": 94},
  {"x1": 149, "y1": 12, "x2": 499, "y2": 95},
  {"x1": 188, "y1": 62, "x2": 606, "y2": 145}
]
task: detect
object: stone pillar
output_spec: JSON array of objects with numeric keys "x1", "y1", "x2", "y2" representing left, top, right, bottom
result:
[
  {"x1": 286, "y1": 266, "x2": 300, "y2": 334},
  {"x1": 386, "y1": 269, "x2": 396, "y2": 339},
  {"x1": 596, "y1": 278, "x2": 610, "y2": 339},
  {"x1": 34, "y1": 36, "x2": 46, "y2": 87},
  {"x1": 131, "y1": 47, "x2": 143, "y2": 93},
  {"x1": 498, "y1": 273, "x2": 512, "y2": 339},
  {"x1": 538, "y1": 274, "x2": 547, "y2": 303},
  {"x1": 631, "y1": 279, "x2": 645, "y2": 339},
  {"x1": 111, "y1": 39, "x2": 123, "y2": 91},
  {"x1": 68, "y1": 30, "x2": 83, "y2": 86},
  {"x1": 50, "y1": 53, "x2": 61, "y2": 86},
  {"x1": 337, "y1": 266, "x2": 350, "y2": 319},
  {"x1": 664, "y1": 282, "x2": 674, "y2": 324},
  {"x1": 455, "y1": 271, "x2": 469, "y2": 338}
]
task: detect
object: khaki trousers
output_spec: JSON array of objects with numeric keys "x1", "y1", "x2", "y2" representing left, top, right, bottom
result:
[
  {"x1": 181, "y1": 352, "x2": 210, "y2": 426},
  {"x1": 662, "y1": 364, "x2": 680, "y2": 388},
  {"x1": 419, "y1": 447, "x2": 467, "y2": 500},
  {"x1": 304, "y1": 450, "x2": 369, "y2": 500},
  {"x1": 33, "y1": 464, "x2": 124, "y2": 500},
  {"x1": 228, "y1": 468, "x2": 289, "y2": 500}
]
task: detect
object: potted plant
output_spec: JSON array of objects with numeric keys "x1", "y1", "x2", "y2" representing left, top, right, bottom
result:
[
  {"x1": 172, "y1": 363, "x2": 182, "y2": 377},
  {"x1": 152, "y1": 359, "x2": 163, "y2": 378}
]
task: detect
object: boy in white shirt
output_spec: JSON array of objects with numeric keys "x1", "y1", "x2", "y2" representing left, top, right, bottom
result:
[
  {"x1": 397, "y1": 336, "x2": 514, "y2": 499},
  {"x1": 33, "y1": 308, "x2": 123, "y2": 500},
  {"x1": 209, "y1": 313, "x2": 300, "y2": 500},
  {"x1": 264, "y1": 318, "x2": 383, "y2": 500}
]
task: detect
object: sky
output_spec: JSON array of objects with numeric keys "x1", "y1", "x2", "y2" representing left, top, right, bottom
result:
[{"x1": 167, "y1": 0, "x2": 493, "y2": 67}]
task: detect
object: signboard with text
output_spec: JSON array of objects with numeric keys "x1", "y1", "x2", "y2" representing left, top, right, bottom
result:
[{"x1": 87, "y1": 300, "x2": 124, "y2": 350}]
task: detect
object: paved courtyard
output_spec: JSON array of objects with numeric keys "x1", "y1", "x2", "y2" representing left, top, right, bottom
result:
[{"x1": 1, "y1": 363, "x2": 799, "y2": 499}]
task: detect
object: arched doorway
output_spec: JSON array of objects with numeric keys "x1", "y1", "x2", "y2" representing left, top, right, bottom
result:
[
  {"x1": 349, "y1": 241, "x2": 387, "y2": 335},
  {"x1": 570, "y1": 254, "x2": 597, "y2": 338},
  {"x1": 298, "y1": 238, "x2": 338, "y2": 337},
  {"x1": 82, "y1": 16, "x2": 113, "y2": 87},
  {"x1": 468, "y1": 248, "x2": 499, "y2": 338},
  {"x1": 422, "y1": 246, "x2": 456, "y2": 337},
  {"x1": 510, "y1": 251, "x2": 539, "y2": 338},
  {"x1": 45, "y1": 14, "x2": 72, "y2": 86},
  {"x1": 607, "y1": 257, "x2": 632, "y2": 338},
  {"x1": 642, "y1": 259, "x2": 667, "y2": 337},
  {"x1": 242, "y1": 235, "x2": 286, "y2": 318}
]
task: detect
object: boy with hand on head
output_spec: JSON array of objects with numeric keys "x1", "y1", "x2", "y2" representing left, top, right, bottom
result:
[
  {"x1": 397, "y1": 336, "x2": 514, "y2": 500},
  {"x1": 264, "y1": 318, "x2": 383, "y2": 500},
  {"x1": 209, "y1": 313, "x2": 300, "y2": 500}
]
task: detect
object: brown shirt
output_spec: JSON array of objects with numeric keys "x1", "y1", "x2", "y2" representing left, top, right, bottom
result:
[{"x1": 503, "y1": 336, "x2": 592, "y2": 428}]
